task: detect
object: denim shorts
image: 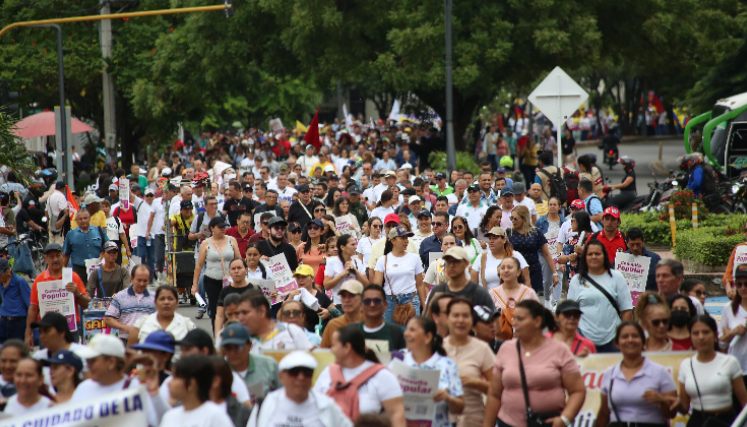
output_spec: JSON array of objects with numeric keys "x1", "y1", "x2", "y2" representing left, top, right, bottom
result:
[{"x1": 384, "y1": 292, "x2": 420, "y2": 324}]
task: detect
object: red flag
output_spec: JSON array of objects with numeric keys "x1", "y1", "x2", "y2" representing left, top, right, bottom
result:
[
  {"x1": 65, "y1": 185, "x2": 80, "y2": 219},
  {"x1": 652, "y1": 96, "x2": 665, "y2": 115},
  {"x1": 303, "y1": 108, "x2": 320, "y2": 151}
]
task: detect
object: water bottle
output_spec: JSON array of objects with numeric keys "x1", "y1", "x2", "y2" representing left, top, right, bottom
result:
[{"x1": 146, "y1": 236, "x2": 152, "y2": 247}]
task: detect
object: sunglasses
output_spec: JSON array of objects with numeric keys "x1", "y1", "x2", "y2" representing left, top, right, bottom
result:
[
  {"x1": 510, "y1": 217, "x2": 520, "y2": 221},
  {"x1": 286, "y1": 367, "x2": 315, "y2": 378},
  {"x1": 271, "y1": 226, "x2": 286, "y2": 231},
  {"x1": 290, "y1": 229, "x2": 302, "y2": 234},
  {"x1": 651, "y1": 318, "x2": 669, "y2": 327},
  {"x1": 736, "y1": 282, "x2": 747, "y2": 288},
  {"x1": 145, "y1": 194, "x2": 155, "y2": 198},
  {"x1": 363, "y1": 298, "x2": 383, "y2": 306},
  {"x1": 282, "y1": 309, "x2": 302, "y2": 317},
  {"x1": 300, "y1": 190, "x2": 310, "y2": 194},
  {"x1": 692, "y1": 290, "x2": 704, "y2": 296},
  {"x1": 453, "y1": 224, "x2": 464, "y2": 230},
  {"x1": 262, "y1": 222, "x2": 269, "y2": 226},
  {"x1": 243, "y1": 189, "x2": 252, "y2": 192},
  {"x1": 561, "y1": 311, "x2": 581, "y2": 319},
  {"x1": 371, "y1": 224, "x2": 382, "y2": 229},
  {"x1": 433, "y1": 222, "x2": 444, "y2": 227},
  {"x1": 309, "y1": 225, "x2": 321, "y2": 231}
]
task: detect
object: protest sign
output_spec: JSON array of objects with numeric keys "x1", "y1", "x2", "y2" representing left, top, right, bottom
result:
[
  {"x1": 85, "y1": 258, "x2": 105, "y2": 278},
  {"x1": 267, "y1": 254, "x2": 297, "y2": 304},
  {"x1": 129, "y1": 224, "x2": 138, "y2": 249},
  {"x1": 126, "y1": 255, "x2": 142, "y2": 275},
  {"x1": 119, "y1": 179, "x2": 130, "y2": 211},
  {"x1": 334, "y1": 215, "x2": 355, "y2": 236},
  {"x1": 37, "y1": 280, "x2": 77, "y2": 332},
  {"x1": 0, "y1": 385, "x2": 147, "y2": 427},
  {"x1": 429, "y1": 252, "x2": 444, "y2": 265},
  {"x1": 390, "y1": 359, "x2": 440, "y2": 426},
  {"x1": 247, "y1": 277, "x2": 276, "y2": 302},
  {"x1": 269, "y1": 118, "x2": 285, "y2": 133},
  {"x1": 614, "y1": 253, "x2": 651, "y2": 305},
  {"x1": 83, "y1": 309, "x2": 119, "y2": 343},
  {"x1": 733, "y1": 245, "x2": 747, "y2": 280},
  {"x1": 545, "y1": 230, "x2": 559, "y2": 268},
  {"x1": 254, "y1": 211, "x2": 275, "y2": 233}
]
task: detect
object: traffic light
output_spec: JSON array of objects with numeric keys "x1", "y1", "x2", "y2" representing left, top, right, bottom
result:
[
  {"x1": 224, "y1": 0, "x2": 233, "y2": 18},
  {"x1": 0, "y1": 81, "x2": 19, "y2": 114}
]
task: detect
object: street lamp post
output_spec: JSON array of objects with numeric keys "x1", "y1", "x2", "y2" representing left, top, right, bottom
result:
[{"x1": 444, "y1": 0, "x2": 456, "y2": 173}]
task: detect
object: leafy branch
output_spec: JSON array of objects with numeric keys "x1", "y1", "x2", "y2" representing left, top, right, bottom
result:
[{"x1": 0, "y1": 110, "x2": 40, "y2": 188}]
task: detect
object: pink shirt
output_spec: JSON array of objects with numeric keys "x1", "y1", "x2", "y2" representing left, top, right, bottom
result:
[
  {"x1": 545, "y1": 332, "x2": 597, "y2": 356},
  {"x1": 494, "y1": 338, "x2": 579, "y2": 427}
]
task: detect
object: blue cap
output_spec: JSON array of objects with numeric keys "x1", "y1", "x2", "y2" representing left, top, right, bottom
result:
[
  {"x1": 309, "y1": 218, "x2": 325, "y2": 229},
  {"x1": 221, "y1": 323, "x2": 251, "y2": 346},
  {"x1": 131, "y1": 330, "x2": 176, "y2": 354},
  {"x1": 42, "y1": 349, "x2": 83, "y2": 373},
  {"x1": 495, "y1": 167, "x2": 506, "y2": 173}
]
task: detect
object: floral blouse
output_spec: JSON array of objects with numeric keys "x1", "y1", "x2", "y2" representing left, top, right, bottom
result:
[{"x1": 399, "y1": 352, "x2": 463, "y2": 427}]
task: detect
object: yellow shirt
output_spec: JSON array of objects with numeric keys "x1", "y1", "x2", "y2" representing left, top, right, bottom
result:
[
  {"x1": 535, "y1": 200, "x2": 548, "y2": 217},
  {"x1": 308, "y1": 162, "x2": 336, "y2": 177},
  {"x1": 71, "y1": 210, "x2": 106, "y2": 229}
]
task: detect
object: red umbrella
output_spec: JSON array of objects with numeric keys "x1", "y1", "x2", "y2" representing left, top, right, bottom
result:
[{"x1": 12, "y1": 111, "x2": 94, "y2": 139}]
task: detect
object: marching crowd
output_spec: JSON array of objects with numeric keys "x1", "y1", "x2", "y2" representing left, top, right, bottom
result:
[{"x1": 0, "y1": 120, "x2": 745, "y2": 427}]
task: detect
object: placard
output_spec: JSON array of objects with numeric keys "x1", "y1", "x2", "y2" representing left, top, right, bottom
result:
[
  {"x1": 85, "y1": 257, "x2": 105, "y2": 279},
  {"x1": 545, "y1": 230, "x2": 559, "y2": 268},
  {"x1": 247, "y1": 277, "x2": 276, "y2": 303},
  {"x1": 428, "y1": 252, "x2": 444, "y2": 265},
  {"x1": 267, "y1": 254, "x2": 297, "y2": 304},
  {"x1": 254, "y1": 211, "x2": 275, "y2": 233},
  {"x1": 334, "y1": 215, "x2": 355, "y2": 236},
  {"x1": 614, "y1": 253, "x2": 651, "y2": 305},
  {"x1": 37, "y1": 280, "x2": 77, "y2": 332},
  {"x1": 83, "y1": 309, "x2": 119, "y2": 343},
  {"x1": 733, "y1": 245, "x2": 747, "y2": 281},
  {"x1": 390, "y1": 359, "x2": 440, "y2": 425},
  {"x1": 119, "y1": 178, "x2": 130, "y2": 211}
]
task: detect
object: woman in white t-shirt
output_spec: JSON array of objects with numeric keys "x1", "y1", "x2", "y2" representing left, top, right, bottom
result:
[
  {"x1": 160, "y1": 354, "x2": 234, "y2": 427},
  {"x1": 370, "y1": 190, "x2": 397, "y2": 223},
  {"x1": 676, "y1": 315, "x2": 747, "y2": 426},
  {"x1": 470, "y1": 226, "x2": 529, "y2": 290},
  {"x1": 357, "y1": 217, "x2": 384, "y2": 268},
  {"x1": 4, "y1": 359, "x2": 52, "y2": 415},
  {"x1": 313, "y1": 325, "x2": 405, "y2": 424},
  {"x1": 720, "y1": 271, "x2": 747, "y2": 378},
  {"x1": 374, "y1": 226, "x2": 425, "y2": 323},
  {"x1": 324, "y1": 235, "x2": 369, "y2": 305}
]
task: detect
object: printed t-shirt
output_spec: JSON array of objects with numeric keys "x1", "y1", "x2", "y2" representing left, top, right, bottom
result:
[
  {"x1": 494, "y1": 338, "x2": 579, "y2": 427},
  {"x1": 356, "y1": 321, "x2": 406, "y2": 351}
]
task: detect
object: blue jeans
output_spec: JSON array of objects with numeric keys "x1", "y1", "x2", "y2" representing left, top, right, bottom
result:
[
  {"x1": 384, "y1": 292, "x2": 421, "y2": 324},
  {"x1": 197, "y1": 264, "x2": 207, "y2": 313},
  {"x1": 136, "y1": 237, "x2": 156, "y2": 280},
  {"x1": 0, "y1": 317, "x2": 30, "y2": 344}
]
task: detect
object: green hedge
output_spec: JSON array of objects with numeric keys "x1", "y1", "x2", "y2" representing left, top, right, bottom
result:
[
  {"x1": 620, "y1": 213, "x2": 747, "y2": 247},
  {"x1": 673, "y1": 229, "x2": 743, "y2": 266}
]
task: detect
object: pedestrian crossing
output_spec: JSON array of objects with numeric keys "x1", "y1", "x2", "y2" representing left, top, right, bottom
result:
[{"x1": 705, "y1": 296, "x2": 730, "y2": 322}]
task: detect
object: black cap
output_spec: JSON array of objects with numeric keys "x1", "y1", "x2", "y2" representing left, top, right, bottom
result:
[
  {"x1": 555, "y1": 300, "x2": 582, "y2": 315},
  {"x1": 208, "y1": 216, "x2": 227, "y2": 228},
  {"x1": 435, "y1": 172, "x2": 447, "y2": 180},
  {"x1": 180, "y1": 200, "x2": 193, "y2": 210},
  {"x1": 500, "y1": 187, "x2": 514, "y2": 197},
  {"x1": 736, "y1": 265, "x2": 747, "y2": 279},
  {"x1": 176, "y1": 329, "x2": 214, "y2": 349},
  {"x1": 44, "y1": 243, "x2": 63, "y2": 254},
  {"x1": 297, "y1": 184, "x2": 310, "y2": 193},
  {"x1": 288, "y1": 222, "x2": 302, "y2": 232},
  {"x1": 243, "y1": 183, "x2": 253, "y2": 191},
  {"x1": 168, "y1": 183, "x2": 179, "y2": 192},
  {"x1": 400, "y1": 187, "x2": 416, "y2": 196},
  {"x1": 55, "y1": 181, "x2": 66, "y2": 190},
  {"x1": 330, "y1": 174, "x2": 339, "y2": 180},
  {"x1": 473, "y1": 305, "x2": 500, "y2": 323},
  {"x1": 348, "y1": 186, "x2": 361, "y2": 196},
  {"x1": 31, "y1": 312, "x2": 69, "y2": 331},
  {"x1": 417, "y1": 209, "x2": 432, "y2": 218},
  {"x1": 268, "y1": 216, "x2": 288, "y2": 227},
  {"x1": 467, "y1": 184, "x2": 481, "y2": 192},
  {"x1": 42, "y1": 349, "x2": 83, "y2": 373}
]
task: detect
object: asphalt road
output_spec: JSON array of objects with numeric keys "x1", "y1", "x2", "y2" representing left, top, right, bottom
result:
[{"x1": 576, "y1": 137, "x2": 688, "y2": 195}]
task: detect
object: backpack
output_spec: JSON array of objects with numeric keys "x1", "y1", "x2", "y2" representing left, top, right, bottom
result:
[
  {"x1": 584, "y1": 195, "x2": 605, "y2": 216},
  {"x1": 562, "y1": 167, "x2": 579, "y2": 206},
  {"x1": 491, "y1": 286, "x2": 529, "y2": 340},
  {"x1": 325, "y1": 363, "x2": 386, "y2": 421},
  {"x1": 537, "y1": 167, "x2": 567, "y2": 203},
  {"x1": 701, "y1": 164, "x2": 718, "y2": 194}
]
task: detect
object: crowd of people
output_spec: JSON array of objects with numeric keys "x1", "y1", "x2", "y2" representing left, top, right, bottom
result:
[{"x1": 0, "y1": 120, "x2": 745, "y2": 426}]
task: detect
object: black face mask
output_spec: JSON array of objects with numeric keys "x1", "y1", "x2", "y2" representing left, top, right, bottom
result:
[{"x1": 671, "y1": 310, "x2": 690, "y2": 328}]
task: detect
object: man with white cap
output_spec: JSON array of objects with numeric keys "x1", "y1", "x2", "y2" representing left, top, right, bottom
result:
[
  {"x1": 373, "y1": 171, "x2": 397, "y2": 203},
  {"x1": 71, "y1": 193, "x2": 107, "y2": 229},
  {"x1": 248, "y1": 351, "x2": 353, "y2": 427},
  {"x1": 106, "y1": 183, "x2": 119, "y2": 205},
  {"x1": 423, "y1": 246, "x2": 493, "y2": 310}
]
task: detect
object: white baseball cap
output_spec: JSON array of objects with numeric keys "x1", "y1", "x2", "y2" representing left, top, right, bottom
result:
[
  {"x1": 278, "y1": 351, "x2": 317, "y2": 371},
  {"x1": 408, "y1": 195, "x2": 422, "y2": 205},
  {"x1": 74, "y1": 334, "x2": 125, "y2": 359},
  {"x1": 323, "y1": 165, "x2": 335, "y2": 173}
]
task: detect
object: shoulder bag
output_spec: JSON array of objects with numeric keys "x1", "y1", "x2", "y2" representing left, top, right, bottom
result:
[
  {"x1": 581, "y1": 274, "x2": 621, "y2": 319},
  {"x1": 689, "y1": 359, "x2": 732, "y2": 427},
  {"x1": 384, "y1": 254, "x2": 416, "y2": 325},
  {"x1": 517, "y1": 341, "x2": 560, "y2": 426},
  {"x1": 208, "y1": 237, "x2": 230, "y2": 288}
]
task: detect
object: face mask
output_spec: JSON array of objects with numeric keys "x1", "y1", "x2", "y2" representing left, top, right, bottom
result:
[{"x1": 670, "y1": 310, "x2": 690, "y2": 328}]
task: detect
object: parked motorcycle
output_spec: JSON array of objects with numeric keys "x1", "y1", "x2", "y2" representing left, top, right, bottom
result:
[{"x1": 731, "y1": 175, "x2": 747, "y2": 214}]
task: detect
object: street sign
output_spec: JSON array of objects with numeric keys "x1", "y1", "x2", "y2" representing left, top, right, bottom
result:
[{"x1": 528, "y1": 66, "x2": 589, "y2": 168}]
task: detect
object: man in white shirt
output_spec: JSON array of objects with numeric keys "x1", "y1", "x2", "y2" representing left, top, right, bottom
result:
[
  {"x1": 373, "y1": 171, "x2": 397, "y2": 202},
  {"x1": 238, "y1": 289, "x2": 311, "y2": 354},
  {"x1": 169, "y1": 185, "x2": 192, "y2": 219},
  {"x1": 512, "y1": 182, "x2": 538, "y2": 224},
  {"x1": 46, "y1": 181, "x2": 69, "y2": 245},
  {"x1": 191, "y1": 184, "x2": 205, "y2": 215},
  {"x1": 297, "y1": 145, "x2": 319, "y2": 174},
  {"x1": 152, "y1": 190, "x2": 168, "y2": 280},
  {"x1": 456, "y1": 184, "x2": 489, "y2": 233},
  {"x1": 135, "y1": 188, "x2": 157, "y2": 280}
]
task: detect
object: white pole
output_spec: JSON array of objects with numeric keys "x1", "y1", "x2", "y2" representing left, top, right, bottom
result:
[{"x1": 556, "y1": 75, "x2": 563, "y2": 168}]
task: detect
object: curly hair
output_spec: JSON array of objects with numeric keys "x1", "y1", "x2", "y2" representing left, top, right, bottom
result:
[{"x1": 479, "y1": 206, "x2": 500, "y2": 234}]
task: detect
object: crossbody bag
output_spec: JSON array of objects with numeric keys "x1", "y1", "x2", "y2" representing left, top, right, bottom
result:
[
  {"x1": 208, "y1": 237, "x2": 231, "y2": 288},
  {"x1": 581, "y1": 274, "x2": 621, "y2": 319},
  {"x1": 689, "y1": 359, "x2": 734, "y2": 427},
  {"x1": 383, "y1": 254, "x2": 415, "y2": 325},
  {"x1": 517, "y1": 341, "x2": 560, "y2": 426}
]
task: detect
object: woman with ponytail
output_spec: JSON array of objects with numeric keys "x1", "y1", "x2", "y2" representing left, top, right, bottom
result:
[
  {"x1": 370, "y1": 190, "x2": 396, "y2": 223},
  {"x1": 4, "y1": 358, "x2": 53, "y2": 414},
  {"x1": 397, "y1": 316, "x2": 464, "y2": 427},
  {"x1": 313, "y1": 325, "x2": 406, "y2": 425},
  {"x1": 483, "y1": 300, "x2": 585, "y2": 427}
]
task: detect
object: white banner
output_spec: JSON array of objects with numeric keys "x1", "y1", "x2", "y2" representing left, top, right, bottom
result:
[
  {"x1": 119, "y1": 179, "x2": 130, "y2": 211},
  {"x1": 334, "y1": 215, "x2": 354, "y2": 236},
  {"x1": 0, "y1": 386, "x2": 147, "y2": 426},
  {"x1": 733, "y1": 245, "x2": 747, "y2": 281},
  {"x1": 390, "y1": 359, "x2": 439, "y2": 424},
  {"x1": 37, "y1": 279, "x2": 77, "y2": 332}
]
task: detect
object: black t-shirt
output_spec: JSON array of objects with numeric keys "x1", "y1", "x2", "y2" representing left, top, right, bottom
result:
[
  {"x1": 355, "y1": 321, "x2": 407, "y2": 351},
  {"x1": 255, "y1": 240, "x2": 299, "y2": 271},
  {"x1": 298, "y1": 290, "x2": 333, "y2": 332},
  {"x1": 223, "y1": 196, "x2": 254, "y2": 227},
  {"x1": 561, "y1": 136, "x2": 576, "y2": 155},
  {"x1": 15, "y1": 208, "x2": 32, "y2": 234},
  {"x1": 621, "y1": 171, "x2": 637, "y2": 193},
  {"x1": 217, "y1": 284, "x2": 255, "y2": 307},
  {"x1": 424, "y1": 281, "x2": 494, "y2": 314}
]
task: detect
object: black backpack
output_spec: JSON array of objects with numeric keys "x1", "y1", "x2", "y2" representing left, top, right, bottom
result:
[
  {"x1": 538, "y1": 167, "x2": 568, "y2": 203},
  {"x1": 701, "y1": 164, "x2": 718, "y2": 194}
]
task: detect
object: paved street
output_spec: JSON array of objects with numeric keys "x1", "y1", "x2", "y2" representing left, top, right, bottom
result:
[
  {"x1": 177, "y1": 301, "x2": 214, "y2": 336},
  {"x1": 576, "y1": 137, "x2": 688, "y2": 195}
]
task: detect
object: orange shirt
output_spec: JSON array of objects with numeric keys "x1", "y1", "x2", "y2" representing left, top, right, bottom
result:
[
  {"x1": 724, "y1": 242, "x2": 747, "y2": 288},
  {"x1": 30, "y1": 269, "x2": 88, "y2": 322}
]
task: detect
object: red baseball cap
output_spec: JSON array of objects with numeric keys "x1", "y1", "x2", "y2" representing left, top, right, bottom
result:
[
  {"x1": 603, "y1": 207, "x2": 621, "y2": 219},
  {"x1": 570, "y1": 199, "x2": 585, "y2": 210},
  {"x1": 384, "y1": 213, "x2": 401, "y2": 225}
]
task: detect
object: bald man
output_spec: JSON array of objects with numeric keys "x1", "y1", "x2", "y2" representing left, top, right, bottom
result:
[{"x1": 529, "y1": 183, "x2": 548, "y2": 218}]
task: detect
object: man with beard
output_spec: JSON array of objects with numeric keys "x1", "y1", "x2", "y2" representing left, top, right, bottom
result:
[{"x1": 256, "y1": 217, "x2": 298, "y2": 271}]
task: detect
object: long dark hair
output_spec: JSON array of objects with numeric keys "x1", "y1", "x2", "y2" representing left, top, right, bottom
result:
[
  {"x1": 337, "y1": 234, "x2": 356, "y2": 265},
  {"x1": 516, "y1": 300, "x2": 557, "y2": 332},
  {"x1": 409, "y1": 316, "x2": 446, "y2": 356},
  {"x1": 572, "y1": 211, "x2": 593, "y2": 237},
  {"x1": 303, "y1": 226, "x2": 328, "y2": 254},
  {"x1": 667, "y1": 294, "x2": 697, "y2": 319},
  {"x1": 245, "y1": 243, "x2": 267, "y2": 278},
  {"x1": 367, "y1": 217, "x2": 383, "y2": 238},
  {"x1": 689, "y1": 315, "x2": 719, "y2": 351},
  {"x1": 336, "y1": 324, "x2": 379, "y2": 363},
  {"x1": 577, "y1": 154, "x2": 592, "y2": 173},
  {"x1": 733, "y1": 283, "x2": 744, "y2": 315},
  {"x1": 451, "y1": 216, "x2": 475, "y2": 244},
  {"x1": 479, "y1": 206, "x2": 500, "y2": 233},
  {"x1": 578, "y1": 240, "x2": 613, "y2": 278},
  {"x1": 325, "y1": 187, "x2": 341, "y2": 208},
  {"x1": 377, "y1": 190, "x2": 394, "y2": 208},
  {"x1": 321, "y1": 214, "x2": 337, "y2": 240},
  {"x1": 333, "y1": 196, "x2": 351, "y2": 217}
]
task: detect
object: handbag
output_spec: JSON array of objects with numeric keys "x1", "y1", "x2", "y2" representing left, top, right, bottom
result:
[
  {"x1": 689, "y1": 359, "x2": 733, "y2": 427},
  {"x1": 383, "y1": 254, "x2": 415, "y2": 325},
  {"x1": 517, "y1": 341, "x2": 560, "y2": 427}
]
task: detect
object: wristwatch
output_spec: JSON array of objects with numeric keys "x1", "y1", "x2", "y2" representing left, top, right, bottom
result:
[
  {"x1": 560, "y1": 415, "x2": 571, "y2": 426},
  {"x1": 552, "y1": 272, "x2": 559, "y2": 277}
]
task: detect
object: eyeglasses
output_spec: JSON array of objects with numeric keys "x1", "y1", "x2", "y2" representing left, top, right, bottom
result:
[
  {"x1": 286, "y1": 367, "x2": 315, "y2": 378},
  {"x1": 371, "y1": 224, "x2": 382, "y2": 229},
  {"x1": 309, "y1": 225, "x2": 321, "y2": 231},
  {"x1": 651, "y1": 318, "x2": 669, "y2": 327},
  {"x1": 453, "y1": 224, "x2": 464, "y2": 230},
  {"x1": 281, "y1": 309, "x2": 302, "y2": 317},
  {"x1": 510, "y1": 217, "x2": 520, "y2": 221},
  {"x1": 314, "y1": 208, "x2": 326, "y2": 213},
  {"x1": 433, "y1": 222, "x2": 444, "y2": 227},
  {"x1": 363, "y1": 298, "x2": 383, "y2": 306}
]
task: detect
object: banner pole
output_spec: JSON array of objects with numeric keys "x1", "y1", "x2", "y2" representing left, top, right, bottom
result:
[{"x1": 669, "y1": 204, "x2": 676, "y2": 247}]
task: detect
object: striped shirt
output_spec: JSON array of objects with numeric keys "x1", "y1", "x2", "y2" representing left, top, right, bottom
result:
[{"x1": 104, "y1": 286, "x2": 155, "y2": 339}]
